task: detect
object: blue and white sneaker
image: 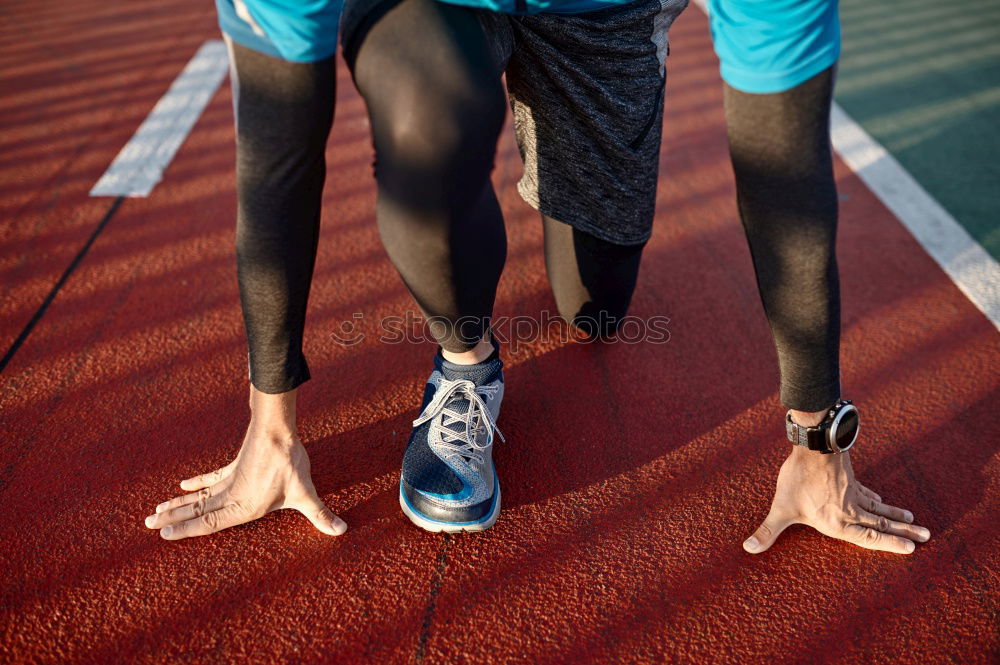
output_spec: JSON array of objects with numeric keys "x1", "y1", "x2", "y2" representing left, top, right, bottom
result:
[{"x1": 399, "y1": 348, "x2": 504, "y2": 532}]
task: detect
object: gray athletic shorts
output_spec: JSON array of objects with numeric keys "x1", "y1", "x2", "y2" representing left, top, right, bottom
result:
[{"x1": 344, "y1": 0, "x2": 689, "y2": 245}]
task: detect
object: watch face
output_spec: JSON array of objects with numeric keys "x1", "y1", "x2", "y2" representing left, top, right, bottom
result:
[{"x1": 833, "y1": 407, "x2": 860, "y2": 451}]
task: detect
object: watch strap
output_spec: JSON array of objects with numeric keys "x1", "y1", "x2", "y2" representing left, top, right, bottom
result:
[{"x1": 786, "y1": 413, "x2": 833, "y2": 453}]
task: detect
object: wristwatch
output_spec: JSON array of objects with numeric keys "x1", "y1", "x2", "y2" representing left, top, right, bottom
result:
[{"x1": 786, "y1": 400, "x2": 860, "y2": 454}]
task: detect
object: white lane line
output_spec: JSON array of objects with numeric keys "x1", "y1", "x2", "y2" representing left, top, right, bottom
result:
[
  {"x1": 830, "y1": 105, "x2": 1000, "y2": 330},
  {"x1": 691, "y1": 0, "x2": 999, "y2": 330},
  {"x1": 90, "y1": 40, "x2": 229, "y2": 198}
]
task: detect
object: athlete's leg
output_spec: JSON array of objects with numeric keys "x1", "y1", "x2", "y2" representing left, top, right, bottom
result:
[
  {"x1": 231, "y1": 41, "x2": 336, "y2": 393},
  {"x1": 503, "y1": 0, "x2": 687, "y2": 339},
  {"x1": 542, "y1": 215, "x2": 645, "y2": 338},
  {"x1": 345, "y1": 0, "x2": 508, "y2": 354},
  {"x1": 342, "y1": 0, "x2": 509, "y2": 532},
  {"x1": 723, "y1": 66, "x2": 840, "y2": 413}
]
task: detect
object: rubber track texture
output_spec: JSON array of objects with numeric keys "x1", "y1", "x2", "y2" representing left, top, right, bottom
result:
[{"x1": 0, "y1": 2, "x2": 997, "y2": 664}]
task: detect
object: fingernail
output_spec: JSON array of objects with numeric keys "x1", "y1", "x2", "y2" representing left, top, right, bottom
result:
[
  {"x1": 145, "y1": 515, "x2": 156, "y2": 528},
  {"x1": 155, "y1": 503, "x2": 167, "y2": 514},
  {"x1": 904, "y1": 540, "x2": 915, "y2": 553},
  {"x1": 332, "y1": 517, "x2": 347, "y2": 535},
  {"x1": 917, "y1": 527, "x2": 931, "y2": 542},
  {"x1": 903, "y1": 511, "x2": 914, "y2": 523},
  {"x1": 161, "y1": 526, "x2": 173, "y2": 538},
  {"x1": 743, "y1": 536, "x2": 759, "y2": 552}
]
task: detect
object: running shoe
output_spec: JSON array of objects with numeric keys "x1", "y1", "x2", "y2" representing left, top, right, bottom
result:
[{"x1": 399, "y1": 347, "x2": 504, "y2": 532}]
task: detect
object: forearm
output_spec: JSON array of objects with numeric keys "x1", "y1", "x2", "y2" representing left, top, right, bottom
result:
[
  {"x1": 230, "y1": 40, "x2": 336, "y2": 394},
  {"x1": 723, "y1": 66, "x2": 841, "y2": 412}
]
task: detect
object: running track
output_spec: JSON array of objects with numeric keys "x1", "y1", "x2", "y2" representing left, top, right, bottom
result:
[{"x1": 1, "y1": 2, "x2": 997, "y2": 663}]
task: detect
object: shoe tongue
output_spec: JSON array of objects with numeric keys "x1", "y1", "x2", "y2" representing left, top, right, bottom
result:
[
  {"x1": 434, "y1": 351, "x2": 501, "y2": 442},
  {"x1": 442, "y1": 401, "x2": 472, "y2": 440}
]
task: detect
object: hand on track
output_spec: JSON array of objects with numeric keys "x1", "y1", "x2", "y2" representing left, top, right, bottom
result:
[
  {"x1": 144, "y1": 387, "x2": 345, "y2": 541},
  {"x1": 744, "y1": 447, "x2": 930, "y2": 554}
]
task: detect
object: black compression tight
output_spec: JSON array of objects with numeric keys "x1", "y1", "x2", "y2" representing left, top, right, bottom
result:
[
  {"x1": 349, "y1": 0, "x2": 643, "y2": 350},
  {"x1": 350, "y1": 0, "x2": 508, "y2": 352},
  {"x1": 232, "y1": 1, "x2": 840, "y2": 411},
  {"x1": 349, "y1": 0, "x2": 839, "y2": 408},
  {"x1": 229, "y1": 27, "x2": 634, "y2": 394},
  {"x1": 724, "y1": 67, "x2": 841, "y2": 411},
  {"x1": 230, "y1": 40, "x2": 335, "y2": 394}
]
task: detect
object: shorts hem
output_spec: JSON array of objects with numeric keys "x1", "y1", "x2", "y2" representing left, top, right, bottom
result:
[
  {"x1": 721, "y1": 45, "x2": 839, "y2": 95},
  {"x1": 217, "y1": 0, "x2": 338, "y2": 63},
  {"x1": 517, "y1": 180, "x2": 652, "y2": 247}
]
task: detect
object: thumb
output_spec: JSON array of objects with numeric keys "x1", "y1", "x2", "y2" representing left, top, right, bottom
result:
[
  {"x1": 743, "y1": 510, "x2": 792, "y2": 554},
  {"x1": 295, "y1": 492, "x2": 347, "y2": 536}
]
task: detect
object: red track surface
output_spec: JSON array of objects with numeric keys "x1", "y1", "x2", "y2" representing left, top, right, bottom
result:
[{"x1": 1, "y1": 2, "x2": 998, "y2": 663}]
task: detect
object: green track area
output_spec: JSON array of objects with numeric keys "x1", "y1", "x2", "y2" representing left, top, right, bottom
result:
[{"x1": 836, "y1": 0, "x2": 1000, "y2": 259}]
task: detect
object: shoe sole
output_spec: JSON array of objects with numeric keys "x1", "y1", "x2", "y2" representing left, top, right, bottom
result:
[{"x1": 398, "y1": 475, "x2": 501, "y2": 533}]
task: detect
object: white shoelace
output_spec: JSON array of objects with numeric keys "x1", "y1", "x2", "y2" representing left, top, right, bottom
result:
[{"x1": 413, "y1": 378, "x2": 504, "y2": 466}]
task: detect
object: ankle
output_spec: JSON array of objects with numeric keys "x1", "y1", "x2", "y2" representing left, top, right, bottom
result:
[{"x1": 441, "y1": 336, "x2": 494, "y2": 365}]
